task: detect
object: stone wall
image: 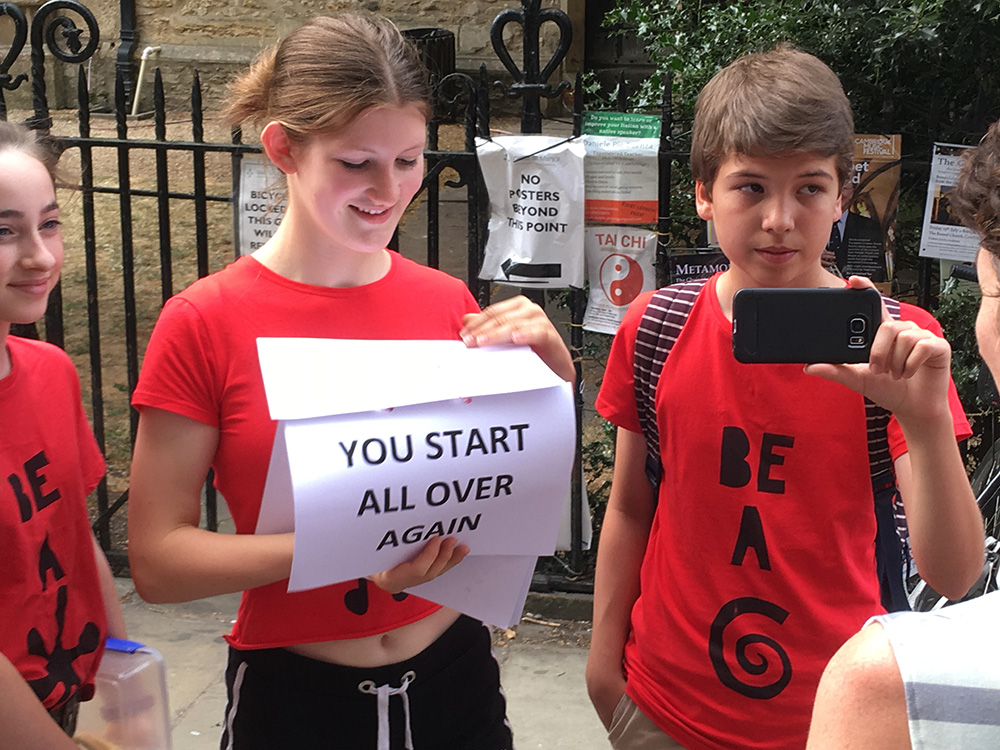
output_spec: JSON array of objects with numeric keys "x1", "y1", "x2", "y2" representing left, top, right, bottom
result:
[{"x1": 4, "y1": 0, "x2": 586, "y2": 118}]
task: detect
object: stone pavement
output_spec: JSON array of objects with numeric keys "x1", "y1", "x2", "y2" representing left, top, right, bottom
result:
[{"x1": 113, "y1": 579, "x2": 605, "y2": 749}]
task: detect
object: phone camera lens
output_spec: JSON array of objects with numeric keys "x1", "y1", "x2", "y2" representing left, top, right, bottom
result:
[{"x1": 850, "y1": 317, "x2": 867, "y2": 334}]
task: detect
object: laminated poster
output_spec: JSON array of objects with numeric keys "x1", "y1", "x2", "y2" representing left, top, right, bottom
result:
[
  {"x1": 582, "y1": 112, "x2": 661, "y2": 225},
  {"x1": 829, "y1": 135, "x2": 901, "y2": 285},
  {"x1": 477, "y1": 135, "x2": 586, "y2": 288},
  {"x1": 918, "y1": 142, "x2": 980, "y2": 263},
  {"x1": 583, "y1": 226, "x2": 656, "y2": 335},
  {"x1": 238, "y1": 155, "x2": 285, "y2": 256}
]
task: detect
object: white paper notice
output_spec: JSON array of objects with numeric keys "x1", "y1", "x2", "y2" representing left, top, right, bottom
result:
[
  {"x1": 256, "y1": 339, "x2": 576, "y2": 628},
  {"x1": 237, "y1": 155, "x2": 285, "y2": 257},
  {"x1": 918, "y1": 142, "x2": 979, "y2": 262}
]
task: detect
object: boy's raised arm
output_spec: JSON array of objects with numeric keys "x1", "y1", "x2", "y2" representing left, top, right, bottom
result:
[
  {"x1": 805, "y1": 279, "x2": 984, "y2": 599},
  {"x1": 586, "y1": 428, "x2": 657, "y2": 729}
]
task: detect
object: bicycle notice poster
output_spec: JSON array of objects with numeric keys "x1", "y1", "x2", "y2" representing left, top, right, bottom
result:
[
  {"x1": 237, "y1": 155, "x2": 285, "y2": 256},
  {"x1": 918, "y1": 142, "x2": 979, "y2": 263},
  {"x1": 582, "y1": 112, "x2": 660, "y2": 225}
]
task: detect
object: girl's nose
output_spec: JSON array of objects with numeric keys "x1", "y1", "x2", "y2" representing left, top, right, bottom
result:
[
  {"x1": 21, "y1": 232, "x2": 59, "y2": 270},
  {"x1": 368, "y1": 166, "x2": 400, "y2": 204}
]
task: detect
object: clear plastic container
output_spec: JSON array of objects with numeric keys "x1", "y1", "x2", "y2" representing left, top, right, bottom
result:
[{"x1": 73, "y1": 638, "x2": 172, "y2": 750}]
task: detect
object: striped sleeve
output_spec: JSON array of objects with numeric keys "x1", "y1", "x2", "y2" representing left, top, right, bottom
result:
[{"x1": 872, "y1": 592, "x2": 1000, "y2": 749}]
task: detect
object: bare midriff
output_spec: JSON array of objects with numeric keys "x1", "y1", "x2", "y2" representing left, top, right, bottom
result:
[{"x1": 284, "y1": 606, "x2": 461, "y2": 668}]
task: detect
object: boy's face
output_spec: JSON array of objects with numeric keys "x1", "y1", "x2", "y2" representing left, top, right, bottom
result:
[{"x1": 696, "y1": 151, "x2": 843, "y2": 289}]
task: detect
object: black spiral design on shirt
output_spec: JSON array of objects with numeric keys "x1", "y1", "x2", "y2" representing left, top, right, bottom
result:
[{"x1": 708, "y1": 597, "x2": 792, "y2": 700}]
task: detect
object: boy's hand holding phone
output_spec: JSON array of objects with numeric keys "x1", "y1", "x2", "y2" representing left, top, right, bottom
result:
[{"x1": 804, "y1": 277, "x2": 954, "y2": 426}]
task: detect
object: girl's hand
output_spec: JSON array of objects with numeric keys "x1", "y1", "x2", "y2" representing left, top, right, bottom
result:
[
  {"x1": 460, "y1": 296, "x2": 576, "y2": 383},
  {"x1": 805, "y1": 277, "x2": 953, "y2": 427},
  {"x1": 369, "y1": 535, "x2": 470, "y2": 594}
]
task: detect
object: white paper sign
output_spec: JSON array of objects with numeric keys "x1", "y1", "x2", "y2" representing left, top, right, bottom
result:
[
  {"x1": 256, "y1": 339, "x2": 576, "y2": 627},
  {"x1": 256, "y1": 339, "x2": 565, "y2": 420},
  {"x1": 477, "y1": 135, "x2": 586, "y2": 288},
  {"x1": 408, "y1": 554, "x2": 537, "y2": 628},
  {"x1": 583, "y1": 135, "x2": 659, "y2": 225},
  {"x1": 280, "y1": 389, "x2": 573, "y2": 584},
  {"x1": 918, "y1": 143, "x2": 979, "y2": 262},
  {"x1": 238, "y1": 156, "x2": 286, "y2": 256}
]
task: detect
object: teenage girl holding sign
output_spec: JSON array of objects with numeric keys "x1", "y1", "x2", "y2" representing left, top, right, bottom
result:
[{"x1": 127, "y1": 12, "x2": 573, "y2": 749}]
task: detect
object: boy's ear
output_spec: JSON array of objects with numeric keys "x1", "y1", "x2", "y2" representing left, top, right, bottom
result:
[
  {"x1": 695, "y1": 180, "x2": 714, "y2": 221},
  {"x1": 261, "y1": 121, "x2": 297, "y2": 175},
  {"x1": 833, "y1": 187, "x2": 844, "y2": 220}
]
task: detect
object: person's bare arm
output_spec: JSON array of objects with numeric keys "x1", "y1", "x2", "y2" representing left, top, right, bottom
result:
[
  {"x1": 127, "y1": 407, "x2": 295, "y2": 603},
  {"x1": 893, "y1": 443, "x2": 983, "y2": 600},
  {"x1": 91, "y1": 535, "x2": 126, "y2": 639},
  {"x1": 806, "y1": 277, "x2": 983, "y2": 600},
  {"x1": 585, "y1": 428, "x2": 656, "y2": 729},
  {"x1": 0, "y1": 654, "x2": 78, "y2": 750},
  {"x1": 806, "y1": 624, "x2": 911, "y2": 750}
]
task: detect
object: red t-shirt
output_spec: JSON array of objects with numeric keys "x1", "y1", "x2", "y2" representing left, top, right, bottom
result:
[
  {"x1": 596, "y1": 274, "x2": 971, "y2": 750},
  {"x1": 0, "y1": 337, "x2": 107, "y2": 709},
  {"x1": 132, "y1": 253, "x2": 482, "y2": 649}
]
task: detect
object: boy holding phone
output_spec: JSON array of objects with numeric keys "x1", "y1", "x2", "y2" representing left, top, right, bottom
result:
[{"x1": 585, "y1": 45, "x2": 985, "y2": 750}]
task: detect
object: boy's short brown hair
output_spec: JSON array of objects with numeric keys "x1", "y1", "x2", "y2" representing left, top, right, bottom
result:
[{"x1": 690, "y1": 44, "x2": 854, "y2": 192}]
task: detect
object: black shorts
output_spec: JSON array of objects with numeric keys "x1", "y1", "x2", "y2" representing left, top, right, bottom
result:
[{"x1": 220, "y1": 615, "x2": 512, "y2": 750}]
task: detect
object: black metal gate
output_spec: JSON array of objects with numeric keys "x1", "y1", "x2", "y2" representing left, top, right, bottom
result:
[{"x1": 0, "y1": 0, "x2": 625, "y2": 588}]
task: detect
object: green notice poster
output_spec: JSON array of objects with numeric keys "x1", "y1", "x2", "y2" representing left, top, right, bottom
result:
[{"x1": 582, "y1": 112, "x2": 661, "y2": 139}]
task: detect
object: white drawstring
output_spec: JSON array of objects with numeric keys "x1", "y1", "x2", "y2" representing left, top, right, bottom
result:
[{"x1": 358, "y1": 670, "x2": 416, "y2": 750}]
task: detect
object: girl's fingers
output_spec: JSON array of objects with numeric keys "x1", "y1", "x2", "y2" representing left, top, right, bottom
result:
[{"x1": 370, "y1": 535, "x2": 468, "y2": 593}]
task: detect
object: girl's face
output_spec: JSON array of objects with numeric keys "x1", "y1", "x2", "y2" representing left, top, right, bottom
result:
[
  {"x1": 976, "y1": 247, "x2": 1000, "y2": 380},
  {"x1": 286, "y1": 103, "x2": 426, "y2": 257},
  {"x1": 0, "y1": 149, "x2": 62, "y2": 328}
]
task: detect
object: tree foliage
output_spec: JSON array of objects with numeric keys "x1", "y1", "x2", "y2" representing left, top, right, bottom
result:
[{"x1": 606, "y1": 0, "x2": 1000, "y2": 154}]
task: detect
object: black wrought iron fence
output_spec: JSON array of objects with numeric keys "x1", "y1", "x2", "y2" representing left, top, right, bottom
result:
[{"x1": 0, "y1": 0, "x2": 626, "y2": 586}]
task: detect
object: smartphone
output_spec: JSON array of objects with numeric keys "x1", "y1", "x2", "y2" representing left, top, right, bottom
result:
[{"x1": 732, "y1": 287, "x2": 882, "y2": 364}]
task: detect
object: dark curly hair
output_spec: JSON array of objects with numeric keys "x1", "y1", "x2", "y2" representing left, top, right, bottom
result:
[{"x1": 952, "y1": 120, "x2": 1000, "y2": 260}]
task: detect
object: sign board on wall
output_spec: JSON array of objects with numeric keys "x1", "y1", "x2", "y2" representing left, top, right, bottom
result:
[
  {"x1": 670, "y1": 250, "x2": 730, "y2": 283},
  {"x1": 237, "y1": 155, "x2": 286, "y2": 257}
]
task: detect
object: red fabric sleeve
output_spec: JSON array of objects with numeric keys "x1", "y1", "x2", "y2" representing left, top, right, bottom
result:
[
  {"x1": 594, "y1": 290, "x2": 657, "y2": 434},
  {"x1": 132, "y1": 296, "x2": 222, "y2": 427},
  {"x1": 887, "y1": 302, "x2": 973, "y2": 460}
]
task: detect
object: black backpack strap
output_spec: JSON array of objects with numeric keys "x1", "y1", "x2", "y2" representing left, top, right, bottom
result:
[
  {"x1": 634, "y1": 278, "x2": 709, "y2": 486},
  {"x1": 868, "y1": 295, "x2": 911, "y2": 611}
]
